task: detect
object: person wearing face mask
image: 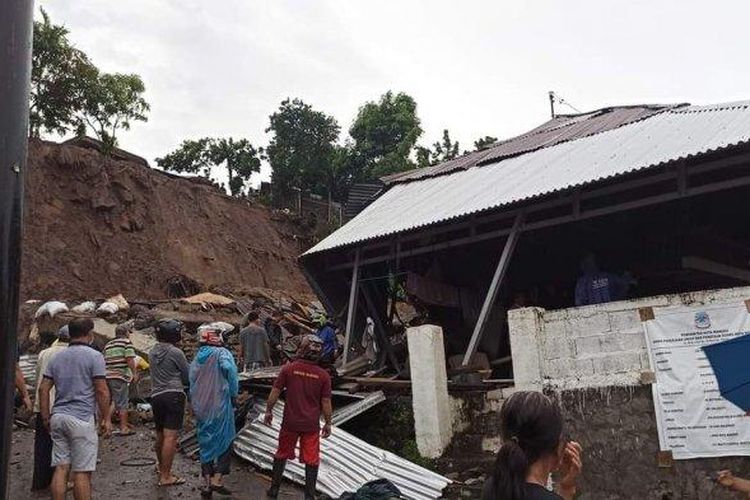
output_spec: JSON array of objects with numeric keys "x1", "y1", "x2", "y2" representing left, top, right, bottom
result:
[{"x1": 483, "y1": 391, "x2": 583, "y2": 500}]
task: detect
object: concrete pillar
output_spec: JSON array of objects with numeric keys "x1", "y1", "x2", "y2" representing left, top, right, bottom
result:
[
  {"x1": 407, "y1": 324, "x2": 453, "y2": 458},
  {"x1": 507, "y1": 307, "x2": 545, "y2": 391}
]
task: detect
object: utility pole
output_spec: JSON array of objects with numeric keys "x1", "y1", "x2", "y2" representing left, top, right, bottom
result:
[
  {"x1": 0, "y1": 1, "x2": 34, "y2": 498},
  {"x1": 548, "y1": 91, "x2": 556, "y2": 118}
]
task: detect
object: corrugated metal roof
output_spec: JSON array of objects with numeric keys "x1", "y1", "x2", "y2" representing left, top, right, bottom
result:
[
  {"x1": 344, "y1": 182, "x2": 384, "y2": 218},
  {"x1": 306, "y1": 101, "x2": 750, "y2": 255},
  {"x1": 233, "y1": 403, "x2": 451, "y2": 499},
  {"x1": 382, "y1": 104, "x2": 678, "y2": 185}
]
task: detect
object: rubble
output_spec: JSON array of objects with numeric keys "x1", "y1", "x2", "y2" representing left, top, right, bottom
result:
[{"x1": 234, "y1": 402, "x2": 451, "y2": 500}]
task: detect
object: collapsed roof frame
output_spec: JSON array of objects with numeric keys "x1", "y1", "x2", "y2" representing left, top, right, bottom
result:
[{"x1": 302, "y1": 145, "x2": 750, "y2": 370}]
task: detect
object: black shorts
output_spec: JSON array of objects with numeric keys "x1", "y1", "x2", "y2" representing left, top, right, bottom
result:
[{"x1": 151, "y1": 392, "x2": 186, "y2": 431}]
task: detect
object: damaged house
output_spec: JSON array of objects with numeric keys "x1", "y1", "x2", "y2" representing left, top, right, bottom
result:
[{"x1": 301, "y1": 101, "x2": 750, "y2": 498}]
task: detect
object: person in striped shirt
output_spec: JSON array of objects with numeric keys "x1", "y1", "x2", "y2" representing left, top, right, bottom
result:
[{"x1": 103, "y1": 323, "x2": 138, "y2": 435}]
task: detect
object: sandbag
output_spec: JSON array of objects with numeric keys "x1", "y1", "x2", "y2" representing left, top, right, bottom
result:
[
  {"x1": 34, "y1": 301, "x2": 69, "y2": 319},
  {"x1": 107, "y1": 294, "x2": 129, "y2": 311},
  {"x1": 97, "y1": 302, "x2": 119, "y2": 315},
  {"x1": 71, "y1": 301, "x2": 96, "y2": 314}
]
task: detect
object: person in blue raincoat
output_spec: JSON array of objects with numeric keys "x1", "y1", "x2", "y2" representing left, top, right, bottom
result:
[{"x1": 190, "y1": 322, "x2": 239, "y2": 498}]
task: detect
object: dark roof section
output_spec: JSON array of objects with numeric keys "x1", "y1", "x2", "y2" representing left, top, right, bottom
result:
[
  {"x1": 382, "y1": 104, "x2": 687, "y2": 185},
  {"x1": 344, "y1": 182, "x2": 384, "y2": 218},
  {"x1": 63, "y1": 136, "x2": 149, "y2": 167}
]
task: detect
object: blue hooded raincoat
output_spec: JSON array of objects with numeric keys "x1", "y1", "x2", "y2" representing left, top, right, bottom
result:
[{"x1": 189, "y1": 345, "x2": 239, "y2": 464}]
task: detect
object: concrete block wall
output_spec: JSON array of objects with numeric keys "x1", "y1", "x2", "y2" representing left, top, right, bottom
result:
[{"x1": 509, "y1": 285, "x2": 750, "y2": 390}]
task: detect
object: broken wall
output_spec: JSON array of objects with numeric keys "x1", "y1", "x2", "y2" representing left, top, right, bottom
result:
[{"x1": 507, "y1": 285, "x2": 750, "y2": 499}]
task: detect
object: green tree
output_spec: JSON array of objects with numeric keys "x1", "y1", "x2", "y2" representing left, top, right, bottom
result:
[
  {"x1": 415, "y1": 129, "x2": 460, "y2": 167},
  {"x1": 77, "y1": 72, "x2": 150, "y2": 149},
  {"x1": 349, "y1": 91, "x2": 422, "y2": 178},
  {"x1": 156, "y1": 138, "x2": 261, "y2": 196},
  {"x1": 29, "y1": 8, "x2": 97, "y2": 137},
  {"x1": 474, "y1": 135, "x2": 498, "y2": 150},
  {"x1": 266, "y1": 98, "x2": 340, "y2": 203}
]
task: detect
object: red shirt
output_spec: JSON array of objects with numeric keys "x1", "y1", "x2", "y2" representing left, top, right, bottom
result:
[{"x1": 273, "y1": 360, "x2": 332, "y2": 432}]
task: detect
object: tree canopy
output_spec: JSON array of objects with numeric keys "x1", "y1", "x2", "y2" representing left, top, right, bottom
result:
[
  {"x1": 156, "y1": 137, "x2": 261, "y2": 197},
  {"x1": 474, "y1": 135, "x2": 498, "y2": 150},
  {"x1": 416, "y1": 129, "x2": 460, "y2": 167},
  {"x1": 30, "y1": 8, "x2": 96, "y2": 137},
  {"x1": 77, "y1": 72, "x2": 150, "y2": 149},
  {"x1": 349, "y1": 91, "x2": 422, "y2": 178},
  {"x1": 265, "y1": 98, "x2": 341, "y2": 200},
  {"x1": 29, "y1": 8, "x2": 149, "y2": 147}
]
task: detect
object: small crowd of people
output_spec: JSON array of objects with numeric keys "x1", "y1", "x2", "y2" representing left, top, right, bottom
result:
[
  {"x1": 23, "y1": 306, "x2": 749, "y2": 500},
  {"x1": 21, "y1": 311, "x2": 334, "y2": 500}
]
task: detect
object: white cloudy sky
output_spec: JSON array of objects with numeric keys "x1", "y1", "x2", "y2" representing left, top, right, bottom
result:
[{"x1": 41, "y1": 0, "x2": 750, "y2": 187}]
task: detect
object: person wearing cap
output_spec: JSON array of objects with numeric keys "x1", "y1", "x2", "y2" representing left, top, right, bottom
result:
[
  {"x1": 264, "y1": 334, "x2": 333, "y2": 500},
  {"x1": 31, "y1": 325, "x2": 70, "y2": 491},
  {"x1": 189, "y1": 322, "x2": 239, "y2": 498},
  {"x1": 150, "y1": 319, "x2": 190, "y2": 488},
  {"x1": 103, "y1": 322, "x2": 138, "y2": 436}
]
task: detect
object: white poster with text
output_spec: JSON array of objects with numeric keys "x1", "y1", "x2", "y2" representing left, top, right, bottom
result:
[{"x1": 644, "y1": 302, "x2": 750, "y2": 459}]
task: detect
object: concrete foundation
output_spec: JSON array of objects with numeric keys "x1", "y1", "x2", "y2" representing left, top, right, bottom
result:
[{"x1": 407, "y1": 324, "x2": 453, "y2": 458}]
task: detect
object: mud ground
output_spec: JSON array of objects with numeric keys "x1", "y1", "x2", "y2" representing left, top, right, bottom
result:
[{"x1": 9, "y1": 425, "x2": 301, "y2": 500}]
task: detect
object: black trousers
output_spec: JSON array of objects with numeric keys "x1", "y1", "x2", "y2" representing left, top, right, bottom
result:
[
  {"x1": 201, "y1": 446, "x2": 231, "y2": 477},
  {"x1": 32, "y1": 413, "x2": 54, "y2": 491}
]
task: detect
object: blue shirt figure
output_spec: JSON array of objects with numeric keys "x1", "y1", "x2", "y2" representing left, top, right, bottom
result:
[
  {"x1": 574, "y1": 254, "x2": 631, "y2": 306},
  {"x1": 316, "y1": 323, "x2": 337, "y2": 359}
]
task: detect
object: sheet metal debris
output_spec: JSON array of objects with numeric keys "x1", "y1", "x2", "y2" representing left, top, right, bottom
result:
[{"x1": 233, "y1": 403, "x2": 450, "y2": 500}]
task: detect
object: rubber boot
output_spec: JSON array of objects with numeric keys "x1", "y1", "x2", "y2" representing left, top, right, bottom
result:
[
  {"x1": 267, "y1": 458, "x2": 286, "y2": 498},
  {"x1": 304, "y1": 465, "x2": 319, "y2": 500}
]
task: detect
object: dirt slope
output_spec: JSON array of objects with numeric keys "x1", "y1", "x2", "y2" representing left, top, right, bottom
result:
[{"x1": 21, "y1": 139, "x2": 312, "y2": 301}]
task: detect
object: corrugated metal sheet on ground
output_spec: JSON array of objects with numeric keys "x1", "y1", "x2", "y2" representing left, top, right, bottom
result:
[
  {"x1": 233, "y1": 403, "x2": 450, "y2": 500},
  {"x1": 381, "y1": 104, "x2": 675, "y2": 185},
  {"x1": 306, "y1": 101, "x2": 750, "y2": 255}
]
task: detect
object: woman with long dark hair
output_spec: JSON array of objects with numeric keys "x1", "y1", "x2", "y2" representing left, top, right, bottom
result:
[{"x1": 483, "y1": 391, "x2": 583, "y2": 500}]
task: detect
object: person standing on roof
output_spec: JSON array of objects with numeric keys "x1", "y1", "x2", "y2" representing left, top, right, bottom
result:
[
  {"x1": 150, "y1": 319, "x2": 190, "y2": 488},
  {"x1": 31, "y1": 325, "x2": 69, "y2": 491},
  {"x1": 190, "y1": 322, "x2": 239, "y2": 498},
  {"x1": 238, "y1": 311, "x2": 271, "y2": 373},
  {"x1": 38, "y1": 318, "x2": 112, "y2": 500},
  {"x1": 103, "y1": 322, "x2": 138, "y2": 436},
  {"x1": 265, "y1": 334, "x2": 333, "y2": 500}
]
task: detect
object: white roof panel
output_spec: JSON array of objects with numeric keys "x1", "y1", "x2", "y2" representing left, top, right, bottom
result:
[{"x1": 306, "y1": 101, "x2": 750, "y2": 255}]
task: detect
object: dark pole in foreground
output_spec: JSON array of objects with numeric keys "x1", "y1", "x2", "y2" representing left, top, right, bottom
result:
[{"x1": 0, "y1": 1, "x2": 34, "y2": 498}]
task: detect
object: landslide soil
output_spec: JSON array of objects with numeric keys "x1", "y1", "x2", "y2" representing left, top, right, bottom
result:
[{"x1": 21, "y1": 140, "x2": 313, "y2": 301}]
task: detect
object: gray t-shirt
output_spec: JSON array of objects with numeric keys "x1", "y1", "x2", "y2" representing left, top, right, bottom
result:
[
  {"x1": 239, "y1": 325, "x2": 271, "y2": 364},
  {"x1": 149, "y1": 342, "x2": 190, "y2": 397},
  {"x1": 43, "y1": 343, "x2": 106, "y2": 421}
]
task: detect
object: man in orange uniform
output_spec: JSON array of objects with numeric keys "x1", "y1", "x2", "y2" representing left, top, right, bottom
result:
[{"x1": 264, "y1": 335, "x2": 332, "y2": 500}]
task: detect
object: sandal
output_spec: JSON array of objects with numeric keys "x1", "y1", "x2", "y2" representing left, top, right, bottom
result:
[{"x1": 158, "y1": 476, "x2": 186, "y2": 487}]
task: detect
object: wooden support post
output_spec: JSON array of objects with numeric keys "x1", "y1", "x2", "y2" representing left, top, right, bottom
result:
[
  {"x1": 462, "y1": 213, "x2": 524, "y2": 367},
  {"x1": 342, "y1": 249, "x2": 360, "y2": 365}
]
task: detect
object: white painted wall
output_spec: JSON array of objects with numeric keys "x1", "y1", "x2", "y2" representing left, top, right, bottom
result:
[{"x1": 509, "y1": 286, "x2": 750, "y2": 390}]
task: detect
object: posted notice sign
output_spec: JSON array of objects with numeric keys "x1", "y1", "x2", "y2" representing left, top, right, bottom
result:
[{"x1": 644, "y1": 302, "x2": 750, "y2": 459}]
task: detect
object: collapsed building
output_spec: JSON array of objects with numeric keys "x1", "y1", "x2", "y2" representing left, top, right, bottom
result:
[{"x1": 302, "y1": 101, "x2": 750, "y2": 498}]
